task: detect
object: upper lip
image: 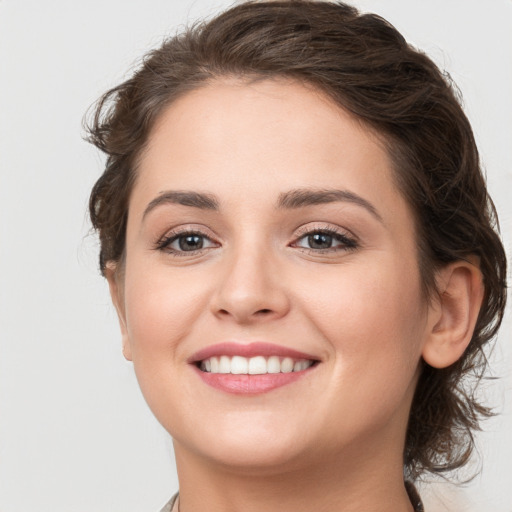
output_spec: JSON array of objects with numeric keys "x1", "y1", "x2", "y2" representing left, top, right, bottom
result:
[{"x1": 188, "y1": 342, "x2": 319, "y2": 363}]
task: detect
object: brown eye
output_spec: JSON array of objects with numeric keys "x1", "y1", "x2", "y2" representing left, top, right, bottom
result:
[
  {"x1": 308, "y1": 233, "x2": 333, "y2": 249},
  {"x1": 157, "y1": 230, "x2": 219, "y2": 255},
  {"x1": 294, "y1": 229, "x2": 357, "y2": 252},
  {"x1": 177, "y1": 234, "x2": 204, "y2": 251}
]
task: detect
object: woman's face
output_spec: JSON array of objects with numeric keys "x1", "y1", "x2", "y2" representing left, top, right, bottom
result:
[{"x1": 111, "y1": 79, "x2": 434, "y2": 472}]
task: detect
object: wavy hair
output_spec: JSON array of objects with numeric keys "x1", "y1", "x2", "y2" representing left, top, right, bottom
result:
[{"x1": 86, "y1": 0, "x2": 507, "y2": 479}]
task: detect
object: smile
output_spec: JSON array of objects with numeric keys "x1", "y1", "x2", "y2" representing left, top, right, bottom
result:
[
  {"x1": 199, "y1": 355, "x2": 314, "y2": 374},
  {"x1": 190, "y1": 342, "x2": 320, "y2": 394}
]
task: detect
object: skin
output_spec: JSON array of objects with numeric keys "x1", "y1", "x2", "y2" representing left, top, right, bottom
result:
[{"x1": 107, "y1": 78, "x2": 483, "y2": 512}]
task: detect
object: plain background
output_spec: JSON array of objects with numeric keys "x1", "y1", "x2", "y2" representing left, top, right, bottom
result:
[{"x1": 0, "y1": 1, "x2": 510, "y2": 511}]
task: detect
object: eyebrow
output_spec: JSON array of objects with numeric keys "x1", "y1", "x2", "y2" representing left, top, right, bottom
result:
[
  {"x1": 142, "y1": 187, "x2": 382, "y2": 222},
  {"x1": 143, "y1": 190, "x2": 219, "y2": 219},
  {"x1": 277, "y1": 188, "x2": 383, "y2": 222}
]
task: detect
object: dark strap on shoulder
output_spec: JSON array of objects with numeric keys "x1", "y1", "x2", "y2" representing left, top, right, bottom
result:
[{"x1": 405, "y1": 481, "x2": 424, "y2": 512}]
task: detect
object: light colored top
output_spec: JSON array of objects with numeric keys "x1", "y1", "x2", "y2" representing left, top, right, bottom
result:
[{"x1": 159, "y1": 492, "x2": 178, "y2": 512}]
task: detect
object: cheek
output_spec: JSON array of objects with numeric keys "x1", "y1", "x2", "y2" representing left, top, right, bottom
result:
[
  {"x1": 296, "y1": 260, "x2": 426, "y2": 438},
  {"x1": 123, "y1": 261, "x2": 210, "y2": 359},
  {"x1": 299, "y1": 255, "x2": 426, "y2": 379},
  {"x1": 121, "y1": 261, "x2": 215, "y2": 419}
]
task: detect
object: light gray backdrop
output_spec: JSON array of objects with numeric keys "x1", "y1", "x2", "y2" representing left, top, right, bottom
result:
[{"x1": 0, "y1": 1, "x2": 510, "y2": 511}]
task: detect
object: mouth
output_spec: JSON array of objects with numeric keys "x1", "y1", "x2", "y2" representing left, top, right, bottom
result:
[
  {"x1": 197, "y1": 355, "x2": 315, "y2": 374},
  {"x1": 189, "y1": 342, "x2": 320, "y2": 394}
]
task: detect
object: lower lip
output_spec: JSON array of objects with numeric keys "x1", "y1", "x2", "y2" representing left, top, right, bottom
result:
[{"x1": 192, "y1": 365, "x2": 315, "y2": 394}]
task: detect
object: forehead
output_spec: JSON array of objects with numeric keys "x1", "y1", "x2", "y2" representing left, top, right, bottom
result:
[{"x1": 132, "y1": 78, "x2": 407, "y2": 224}]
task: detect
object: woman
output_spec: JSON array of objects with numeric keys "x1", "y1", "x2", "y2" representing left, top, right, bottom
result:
[{"x1": 86, "y1": 1, "x2": 507, "y2": 511}]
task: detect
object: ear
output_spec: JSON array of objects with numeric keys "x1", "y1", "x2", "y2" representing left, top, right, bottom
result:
[
  {"x1": 422, "y1": 259, "x2": 484, "y2": 369},
  {"x1": 105, "y1": 263, "x2": 132, "y2": 362}
]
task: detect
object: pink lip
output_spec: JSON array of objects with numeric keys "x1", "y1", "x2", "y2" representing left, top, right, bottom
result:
[
  {"x1": 188, "y1": 341, "x2": 318, "y2": 363},
  {"x1": 188, "y1": 342, "x2": 320, "y2": 395},
  {"x1": 193, "y1": 367, "x2": 316, "y2": 395}
]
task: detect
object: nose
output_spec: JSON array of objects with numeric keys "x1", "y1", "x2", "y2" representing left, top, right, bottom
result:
[{"x1": 210, "y1": 247, "x2": 291, "y2": 324}]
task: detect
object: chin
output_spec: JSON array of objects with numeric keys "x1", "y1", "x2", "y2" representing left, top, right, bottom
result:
[
  {"x1": 172, "y1": 414, "x2": 314, "y2": 473},
  {"x1": 196, "y1": 443, "x2": 310, "y2": 475}
]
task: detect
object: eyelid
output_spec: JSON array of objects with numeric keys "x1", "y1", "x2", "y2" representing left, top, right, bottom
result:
[
  {"x1": 292, "y1": 222, "x2": 358, "y2": 242},
  {"x1": 290, "y1": 222, "x2": 359, "y2": 252},
  {"x1": 153, "y1": 221, "x2": 358, "y2": 256},
  {"x1": 154, "y1": 224, "x2": 221, "y2": 253}
]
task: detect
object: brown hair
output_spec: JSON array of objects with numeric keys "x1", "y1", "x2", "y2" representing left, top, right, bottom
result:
[{"x1": 86, "y1": 0, "x2": 507, "y2": 479}]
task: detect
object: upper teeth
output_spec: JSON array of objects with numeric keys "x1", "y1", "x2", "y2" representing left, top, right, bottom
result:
[{"x1": 200, "y1": 356, "x2": 313, "y2": 375}]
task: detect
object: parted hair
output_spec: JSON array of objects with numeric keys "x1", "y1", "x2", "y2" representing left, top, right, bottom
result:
[{"x1": 86, "y1": 0, "x2": 507, "y2": 479}]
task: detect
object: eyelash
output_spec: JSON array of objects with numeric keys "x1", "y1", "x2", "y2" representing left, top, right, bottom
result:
[
  {"x1": 155, "y1": 228, "x2": 219, "y2": 257},
  {"x1": 290, "y1": 225, "x2": 358, "y2": 254},
  {"x1": 154, "y1": 225, "x2": 358, "y2": 257}
]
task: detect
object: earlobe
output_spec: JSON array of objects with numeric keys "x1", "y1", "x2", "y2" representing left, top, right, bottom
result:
[
  {"x1": 422, "y1": 259, "x2": 484, "y2": 369},
  {"x1": 105, "y1": 263, "x2": 133, "y2": 362}
]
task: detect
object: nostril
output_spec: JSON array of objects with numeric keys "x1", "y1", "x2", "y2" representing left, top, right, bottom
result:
[{"x1": 257, "y1": 309, "x2": 272, "y2": 314}]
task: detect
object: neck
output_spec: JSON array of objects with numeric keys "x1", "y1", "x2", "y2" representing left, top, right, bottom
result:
[{"x1": 173, "y1": 440, "x2": 414, "y2": 512}]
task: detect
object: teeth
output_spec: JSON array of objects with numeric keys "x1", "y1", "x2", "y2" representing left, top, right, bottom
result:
[
  {"x1": 219, "y1": 355, "x2": 231, "y2": 374},
  {"x1": 267, "y1": 355, "x2": 281, "y2": 374},
  {"x1": 199, "y1": 355, "x2": 314, "y2": 375},
  {"x1": 297, "y1": 360, "x2": 311, "y2": 371},
  {"x1": 281, "y1": 357, "x2": 294, "y2": 373},
  {"x1": 248, "y1": 356, "x2": 267, "y2": 375},
  {"x1": 231, "y1": 356, "x2": 248, "y2": 374}
]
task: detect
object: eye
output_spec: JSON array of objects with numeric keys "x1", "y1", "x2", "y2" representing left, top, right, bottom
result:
[
  {"x1": 156, "y1": 230, "x2": 219, "y2": 255},
  {"x1": 301, "y1": 232, "x2": 336, "y2": 250},
  {"x1": 292, "y1": 228, "x2": 358, "y2": 252}
]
